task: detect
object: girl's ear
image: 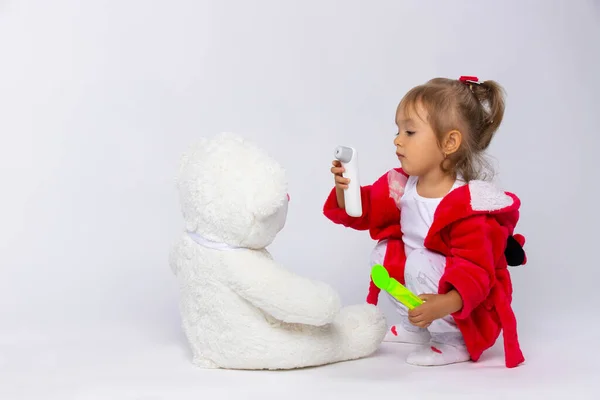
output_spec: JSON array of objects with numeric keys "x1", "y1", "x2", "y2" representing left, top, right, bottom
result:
[{"x1": 443, "y1": 130, "x2": 462, "y2": 155}]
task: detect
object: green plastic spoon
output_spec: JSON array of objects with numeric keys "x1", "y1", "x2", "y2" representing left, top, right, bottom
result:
[{"x1": 371, "y1": 264, "x2": 424, "y2": 310}]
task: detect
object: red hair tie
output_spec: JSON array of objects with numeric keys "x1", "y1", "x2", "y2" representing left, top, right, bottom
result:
[{"x1": 459, "y1": 76, "x2": 481, "y2": 85}]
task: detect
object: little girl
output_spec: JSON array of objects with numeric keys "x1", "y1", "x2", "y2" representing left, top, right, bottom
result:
[{"x1": 323, "y1": 76, "x2": 526, "y2": 368}]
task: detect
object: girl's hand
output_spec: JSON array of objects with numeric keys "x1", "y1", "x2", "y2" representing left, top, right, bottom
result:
[
  {"x1": 331, "y1": 160, "x2": 349, "y2": 208},
  {"x1": 330, "y1": 160, "x2": 349, "y2": 190},
  {"x1": 408, "y1": 290, "x2": 463, "y2": 329}
]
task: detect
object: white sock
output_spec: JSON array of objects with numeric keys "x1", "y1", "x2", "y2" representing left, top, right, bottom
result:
[
  {"x1": 384, "y1": 324, "x2": 431, "y2": 345},
  {"x1": 406, "y1": 342, "x2": 470, "y2": 366}
]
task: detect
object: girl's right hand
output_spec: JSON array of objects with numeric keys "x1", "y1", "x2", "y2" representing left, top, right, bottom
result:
[{"x1": 331, "y1": 160, "x2": 350, "y2": 190}]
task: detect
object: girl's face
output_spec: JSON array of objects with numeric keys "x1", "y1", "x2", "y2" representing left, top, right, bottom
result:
[{"x1": 393, "y1": 101, "x2": 445, "y2": 178}]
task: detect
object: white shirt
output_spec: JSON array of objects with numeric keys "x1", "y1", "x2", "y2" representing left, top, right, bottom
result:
[{"x1": 400, "y1": 175, "x2": 464, "y2": 257}]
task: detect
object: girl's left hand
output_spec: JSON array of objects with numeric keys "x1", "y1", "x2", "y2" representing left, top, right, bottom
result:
[{"x1": 408, "y1": 291, "x2": 463, "y2": 328}]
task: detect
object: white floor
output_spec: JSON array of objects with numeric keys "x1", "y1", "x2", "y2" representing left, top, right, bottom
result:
[{"x1": 2, "y1": 318, "x2": 598, "y2": 400}]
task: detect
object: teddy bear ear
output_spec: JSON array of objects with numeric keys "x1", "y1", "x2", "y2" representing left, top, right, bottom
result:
[
  {"x1": 246, "y1": 160, "x2": 288, "y2": 219},
  {"x1": 252, "y1": 193, "x2": 287, "y2": 219}
]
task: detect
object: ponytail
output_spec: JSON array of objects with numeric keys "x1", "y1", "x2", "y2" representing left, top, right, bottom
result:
[{"x1": 471, "y1": 80, "x2": 505, "y2": 151}]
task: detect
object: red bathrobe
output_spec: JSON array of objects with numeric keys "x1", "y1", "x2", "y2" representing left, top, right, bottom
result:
[{"x1": 323, "y1": 168, "x2": 526, "y2": 368}]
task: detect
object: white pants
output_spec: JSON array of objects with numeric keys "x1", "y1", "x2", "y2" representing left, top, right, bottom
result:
[{"x1": 370, "y1": 242, "x2": 465, "y2": 346}]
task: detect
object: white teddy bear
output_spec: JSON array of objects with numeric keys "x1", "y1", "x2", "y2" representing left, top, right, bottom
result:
[{"x1": 169, "y1": 132, "x2": 387, "y2": 370}]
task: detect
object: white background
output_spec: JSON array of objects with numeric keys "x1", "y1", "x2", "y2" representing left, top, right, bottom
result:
[{"x1": 1, "y1": 0, "x2": 599, "y2": 399}]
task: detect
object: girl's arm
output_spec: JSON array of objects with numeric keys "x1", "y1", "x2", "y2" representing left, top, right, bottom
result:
[
  {"x1": 322, "y1": 184, "x2": 373, "y2": 230},
  {"x1": 322, "y1": 168, "x2": 407, "y2": 231},
  {"x1": 438, "y1": 215, "x2": 504, "y2": 319}
]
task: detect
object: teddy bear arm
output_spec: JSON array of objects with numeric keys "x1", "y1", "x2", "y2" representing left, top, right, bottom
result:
[{"x1": 229, "y1": 258, "x2": 342, "y2": 326}]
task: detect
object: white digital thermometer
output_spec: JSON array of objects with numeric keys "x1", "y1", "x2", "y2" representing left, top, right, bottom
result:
[{"x1": 334, "y1": 146, "x2": 362, "y2": 217}]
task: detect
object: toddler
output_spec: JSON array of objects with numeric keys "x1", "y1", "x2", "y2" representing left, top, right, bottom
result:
[{"x1": 323, "y1": 76, "x2": 526, "y2": 368}]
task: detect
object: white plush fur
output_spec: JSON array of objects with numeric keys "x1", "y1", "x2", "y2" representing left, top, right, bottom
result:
[
  {"x1": 468, "y1": 180, "x2": 514, "y2": 212},
  {"x1": 169, "y1": 132, "x2": 387, "y2": 370}
]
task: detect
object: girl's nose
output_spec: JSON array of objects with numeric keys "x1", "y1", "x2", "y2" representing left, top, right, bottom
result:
[{"x1": 287, "y1": 193, "x2": 290, "y2": 201}]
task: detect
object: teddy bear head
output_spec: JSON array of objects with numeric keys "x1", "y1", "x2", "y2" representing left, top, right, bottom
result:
[{"x1": 176, "y1": 132, "x2": 289, "y2": 249}]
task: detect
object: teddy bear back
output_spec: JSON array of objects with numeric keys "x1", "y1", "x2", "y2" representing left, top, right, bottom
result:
[{"x1": 176, "y1": 132, "x2": 289, "y2": 249}]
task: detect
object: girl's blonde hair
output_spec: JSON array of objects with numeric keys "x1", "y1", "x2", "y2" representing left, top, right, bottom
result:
[{"x1": 398, "y1": 77, "x2": 506, "y2": 182}]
